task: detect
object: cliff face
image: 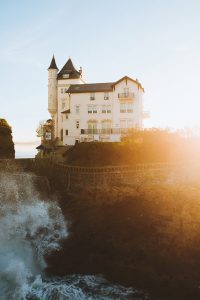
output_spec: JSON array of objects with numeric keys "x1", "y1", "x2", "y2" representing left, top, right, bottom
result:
[
  {"x1": 46, "y1": 185, "x2": 200, "y2": 300},
  {"x1": 0, "y1": 119, "x2": 15, "y2": 159}
]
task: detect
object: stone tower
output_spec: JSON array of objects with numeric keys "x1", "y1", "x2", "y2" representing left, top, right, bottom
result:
[{"x1": 48, "y1": 55, "x2": 58, "y2": 139}]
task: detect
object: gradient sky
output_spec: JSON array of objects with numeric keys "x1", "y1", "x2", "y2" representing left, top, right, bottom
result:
[{"x1": 1, "y1": 0, "x2": 200, "y2": 142}]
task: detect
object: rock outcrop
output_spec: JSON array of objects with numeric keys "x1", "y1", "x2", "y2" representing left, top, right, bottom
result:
[
  {"x1": 46, "y1": 185, "x2": 200, "y2": 300},
  {"x1": 0, "y1": 119, "x2": 15, "y2": 158}
]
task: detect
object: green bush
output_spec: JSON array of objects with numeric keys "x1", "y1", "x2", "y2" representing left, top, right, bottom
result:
[
  {"x1": 64, "y1": 129, "x2": 199, "y2": 166},
  {"x1": 0, "y1": 119, "x2": 15, "y2": 158}
]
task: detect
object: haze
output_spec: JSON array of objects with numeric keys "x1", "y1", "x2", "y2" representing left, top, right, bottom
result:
[{"x1": 0, "y1": 0, "x2": 200, "y2": 143}]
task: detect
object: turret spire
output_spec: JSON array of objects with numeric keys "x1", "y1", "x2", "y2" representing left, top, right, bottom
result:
[{"x1": 48, "y1": 55, "x2": 58, "y2": 70}]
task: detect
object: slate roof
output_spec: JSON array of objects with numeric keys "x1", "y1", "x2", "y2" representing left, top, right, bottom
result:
[
  {"x1": 48, "y1": 55, "x2": 58, "y2": 70},
  {"x1": 57, "y1": 58, "x2": 81, "y2": 79},
  {"x1": 66, "y1": 76, "x2": 144, "y2": 94},
  {"x1": 67, "y1": 82, "x2": 114, "y2": 93}
]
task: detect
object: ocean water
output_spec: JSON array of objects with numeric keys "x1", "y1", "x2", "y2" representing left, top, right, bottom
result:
[
  {"x1": 15, "y1": 144, "x2": 38, "y2": 159},
  {"x1": 0, "y1": 166, "x2": 150, "y2": 300}
]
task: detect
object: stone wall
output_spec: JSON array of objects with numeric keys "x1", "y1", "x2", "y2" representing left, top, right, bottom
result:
[
  {"x1": 33, "y1": 159, "x2": 188, "y2": 191},
  {"x1": 2, "y1": 158, "x2": 197, "y2": 192}
]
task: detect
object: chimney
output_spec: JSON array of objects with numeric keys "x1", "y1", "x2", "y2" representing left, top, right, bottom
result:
[{"x1": 79, "y1": 66, "x2": 83, "y2": 77}]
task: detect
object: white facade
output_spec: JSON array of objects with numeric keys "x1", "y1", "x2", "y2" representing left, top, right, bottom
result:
[{"x1": 47, "y1": 56, "x2": 145, "y2": 145}]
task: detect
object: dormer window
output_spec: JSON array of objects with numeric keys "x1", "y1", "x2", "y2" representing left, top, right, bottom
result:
[
  {"x1": 90, "y1": 93, "x2": 95, "y2": 101},
  {"x1": 63, "y1": 74, "x2": 69, "y2": 79}
]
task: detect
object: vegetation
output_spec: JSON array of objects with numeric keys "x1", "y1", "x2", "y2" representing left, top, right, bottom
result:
[
  {"x1": 42, "y1": 129, "x2": 200, "y2": 299},
  {"x1": 0, "y1": 119, "x2": 15, "y2": 158},
  {"x1": 63, "y1": 129, "x2": 200, "y2": 166},
  {"x1": 46, "y1": 184, "x2": 200, "y2": 299}
]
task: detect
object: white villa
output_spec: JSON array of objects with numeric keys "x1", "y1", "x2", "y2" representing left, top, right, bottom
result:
[{"x1": 48, "y1": 56, "x2": 145, "y2": 145}]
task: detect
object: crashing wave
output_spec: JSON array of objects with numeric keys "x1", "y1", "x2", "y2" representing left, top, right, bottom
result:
[
  {"x1": 27, "y1": 274, "x2": 150, "y2": 300},
  {"x1": 0, "y1": 171, "x2": 67, "y2": 299},
  {"x1": 0, "y1": 170, "x2": 150, "y2": 300}
]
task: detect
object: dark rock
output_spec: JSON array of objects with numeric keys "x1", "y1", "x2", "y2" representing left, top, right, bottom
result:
[
  {"x1": 45, "y1": 185, "x2": 200, "y2": 300},
  {"x1": 0, "y1": 119, "x2": 15, "y2": 158}
]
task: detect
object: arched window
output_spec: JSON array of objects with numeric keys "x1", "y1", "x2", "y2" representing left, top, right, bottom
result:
[
  {"x1": 101, "y1": 119, "x2": 112, "y2": 133},
  {"x1": 87, "y1": 120, "x2": 98, "y2": 134}
]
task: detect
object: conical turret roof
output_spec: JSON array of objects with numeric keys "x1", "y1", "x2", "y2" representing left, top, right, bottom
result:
[
  {"x1": 48, "y1": 55, "x2": 58, "y2": 70},
  {"x1": 57, "y1": 58, "x2": 81, "y2": 79}
]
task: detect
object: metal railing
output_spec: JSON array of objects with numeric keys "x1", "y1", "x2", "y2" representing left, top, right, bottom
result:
[
  {"x1": 118, "y1": 93, "x2": 134, "y2": 98},
  {"x1": 81, "y1": 128, "x2": 135, "y2": 134},
  {"x1": 54, "y1": 161, "x2": 185, "y2": 174}
]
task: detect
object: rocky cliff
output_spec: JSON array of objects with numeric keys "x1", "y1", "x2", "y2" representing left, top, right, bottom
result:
[
  {"x1": 0, "y1": 119, "x2": 15, "y2": 158},
  {"x1": 46, "y1": 184, "x2": 200, "y2": 300}
]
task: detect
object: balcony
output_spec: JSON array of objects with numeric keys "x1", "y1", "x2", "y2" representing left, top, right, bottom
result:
[
  {"x1": 120, "y1": 109, "x2": 133, "y2": 113},
  {"x1": 81, "y1": 128, "x2": 135, "y2": 135},
  {"x1": 61, "y1": 109, "x2": 70, "y2": 114},
  {"x1": 118, "y1": 93, "x2": 134, "y2": 100}
]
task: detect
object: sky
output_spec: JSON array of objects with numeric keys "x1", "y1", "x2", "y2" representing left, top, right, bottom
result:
[{"x1": 1, "y1": 0, "x2": 200, "y2": 143}]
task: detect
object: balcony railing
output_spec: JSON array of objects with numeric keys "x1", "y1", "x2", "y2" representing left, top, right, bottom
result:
[
  {"x1": 81, "y1": 128, "x2": 135, "y2": 135},
  {"x1": 61, "y1": 109, "x2": 70, "y2": 114},
  {"x1": 118, "y1": 93, "x2": 134, "y2": 98}
]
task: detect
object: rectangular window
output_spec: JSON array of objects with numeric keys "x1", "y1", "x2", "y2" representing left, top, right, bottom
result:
[
  {"x1": 127, "y1": 103, "x2": 133, "y2": 113},
  {"x1": 107, "y1": 105, "x2": 111, "y2": 113},
  {"x1": 120, "y1": 103, "x2": 126, "y2": 113},
  {"x1": 120, "y1": 103, "x2": 133, "y2": 113},
  {"x1": 104, "y1": 92, "x2": 109, "y2": 100},
  {"x1": 88, "y1": 105, "x2": 98, "y2": 114},
  {"x1": 102, "y1": 121, "x2": 112, "y2": 133},
  {"x1": 62, "y1": 102, "x2": 65, "y2": 109},
  {"x1": 93, "y1": 105, "x2": 97, "y2": 113},
  {"x1": 61, "y1": 88, "x2": 63, "y2": 94},
  {"x1": 120, "y1": 120, "x2": 133, "y2": 130},
  {"x1": 76, "y1": 121, "x2": 80, "y2": 129},
  {"x1": 88, "y1": 105, "x2": 93, "y2": 114},
  {"x1": 75, "y1": 105, "x2": 80, "y2": 114},
  {"x1": 102, "y1": 105, "x2": 106, "y2": 113},
  {"x1": 90, "y1": 93, "x2": 95, "y2": 100},
  {"x1": 65, "y1": 129, "x2": 68, "y2": 135},
  {"x1": 88, "y1": 122, "x2": 97, "y2": 134}
]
